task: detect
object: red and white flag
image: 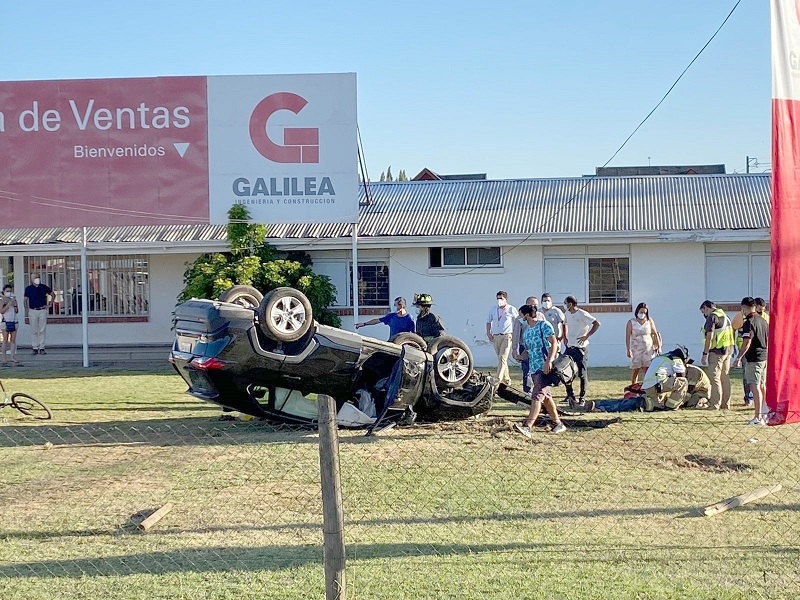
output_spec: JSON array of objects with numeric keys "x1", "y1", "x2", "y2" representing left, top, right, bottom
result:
[{"x1": 769, "y1": 0, "x2": 800, "y2": 424}]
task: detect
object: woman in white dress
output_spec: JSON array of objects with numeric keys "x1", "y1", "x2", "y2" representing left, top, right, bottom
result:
[{"x1": 625, "y1": 302, "x2": 661, "y2": 385}]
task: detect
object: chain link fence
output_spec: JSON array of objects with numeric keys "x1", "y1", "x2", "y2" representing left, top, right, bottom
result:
[{"x1": 0, "y1": 367, "x2": 798, "y2": 599}]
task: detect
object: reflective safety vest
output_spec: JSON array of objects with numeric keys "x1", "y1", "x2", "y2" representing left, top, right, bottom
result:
[{"x1": 701, "y1": 308, "x2": 735, "y2": 350}]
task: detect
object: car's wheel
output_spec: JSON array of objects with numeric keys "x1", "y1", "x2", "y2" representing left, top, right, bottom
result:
[
  {"x1": 428, "y1": 336, "x2": 474, "y2": 388},
  {"x1": 389, "y1": 332, "x2": 427, "y2": 352},
  {"x1": 218, "y1": 285, "x2": 263, "y2": 309},
  {"x1": 258, "y1": 287, "x2": 313, "y2": 342}
]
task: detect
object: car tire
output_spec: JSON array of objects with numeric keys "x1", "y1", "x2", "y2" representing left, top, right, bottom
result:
[
  {"x1": 428, "y1": 336, "x2": 474, "y2": 389},
  {"x1": 218, "y1": 285, "x2": 264, "y2": 309},
  {"x1": 258, "y1": 287, "x2": 314, "y2": 342},
  {"x1": 389, "y1": 332, "x2": 428, "y2": 352}
]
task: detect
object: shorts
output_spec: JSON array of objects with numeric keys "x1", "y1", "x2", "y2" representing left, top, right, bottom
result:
[
  {"x1": 744, "y1": 360, "x2": 766, "y2": 386},
  {"x1": 3, "y1": 321, "x2": 16, "y2": 333}
]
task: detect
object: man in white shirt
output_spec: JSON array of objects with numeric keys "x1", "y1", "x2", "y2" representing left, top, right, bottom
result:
[
  {"x1": 540, "y1": 293, "x2": 565, "y2": 343},
  {"x1": 486, "y1": 291, "x2": 519, "y2": 386},
  {"x1": 562, "y1": 296, "x2": 601, "y2": 405}
]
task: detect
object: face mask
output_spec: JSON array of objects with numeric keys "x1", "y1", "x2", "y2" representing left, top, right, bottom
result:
[
  {"x1": 563, "y1": 304, "x2": 570, "y2": 312},
  {"x1": 637, "y1": 312, "x2": 646, "y2": 319},
  {"x1": 34, "y1": 278, "x2": 41, "y2": 285},
  {"x1": 414, "y1": 307, "x2": 421, "y2": 315},
  {"x1": 497, "y1": 299, "x2": 506, "y2": 308},
  {"x1": 3, "y1": 292, "x2": 10, "y2": 297},
  {"x1": 542, "y1": 301, "x2": 552, "y2": 310}
]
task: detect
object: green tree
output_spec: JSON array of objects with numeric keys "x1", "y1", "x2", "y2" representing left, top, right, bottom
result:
[
  {"x1": 385, "y1": 166, "x2": 393, "y2": 182},
  {"x1": 179, "y1": 205, "x2": 341, "y2": 326}
]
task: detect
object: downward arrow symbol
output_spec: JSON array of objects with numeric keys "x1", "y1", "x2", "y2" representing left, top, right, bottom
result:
[{"x1": 173, "y1": 143, "x2": 190, "y2": 158}]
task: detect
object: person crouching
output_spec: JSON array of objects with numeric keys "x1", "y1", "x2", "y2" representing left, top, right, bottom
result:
[{"x1": 640, "y1": 346, "x2": 689, "y2": 411}]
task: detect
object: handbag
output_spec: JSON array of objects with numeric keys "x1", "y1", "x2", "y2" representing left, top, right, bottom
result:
[{"x1": 536, "y1": 323, "x2": 577, "y2": 386}]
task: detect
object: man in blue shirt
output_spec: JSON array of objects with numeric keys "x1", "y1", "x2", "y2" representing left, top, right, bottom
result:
[
  {"x1": 355, "y1": 296, "x2": 415, "y2": 340},
  {"x1": 24, "y1": 272, "x2": 52, "y2": 355},
  {"x1": 514, "y1": 304, "x2": 567, "y2": 437}
]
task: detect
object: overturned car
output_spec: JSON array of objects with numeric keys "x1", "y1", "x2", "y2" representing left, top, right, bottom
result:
[{"x1": 169, "y1": 286, "x2": 496, "y2": 426}]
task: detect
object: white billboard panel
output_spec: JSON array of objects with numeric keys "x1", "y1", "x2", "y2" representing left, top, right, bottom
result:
[{"x1": 207, "y1": 73, "x2": 358, "y2": 225}]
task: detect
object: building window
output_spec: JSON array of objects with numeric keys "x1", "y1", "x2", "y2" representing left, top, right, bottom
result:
[
  {"x1": 429, "y1": 247, "x2": 502, "y2": 268},
  {"x1": 25, "y1": 255, "x2": 150, "y2": 318},
  {"x1": 705, "y1": 242, "x2": 769, "y2": 302},
  {"x1": 588, "y1": 258, "x2": 629, "y2": 303},
  {"x1": 350, "y1": 263, "x2": 389, "y2": 306},
  {"x1": 543, "y1": 245, "x2": 630, "y2": 304}
]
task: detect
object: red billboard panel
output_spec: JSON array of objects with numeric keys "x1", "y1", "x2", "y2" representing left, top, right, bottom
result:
[{"x1": 0, "y1": 77, "x2": 209, "y2": 226}]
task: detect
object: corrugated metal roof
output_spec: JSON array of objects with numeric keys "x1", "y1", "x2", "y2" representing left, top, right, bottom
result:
[{"x1": 0, "y1": 174, "x2": 771, "y2": 245}]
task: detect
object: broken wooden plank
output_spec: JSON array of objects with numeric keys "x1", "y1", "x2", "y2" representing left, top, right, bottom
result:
[
  {"x1": 704, "y1": 484, "x2": 782, "y2": 517},
  {"x1": 138, "y1": 503, "x2": 175, "y2": 531}
]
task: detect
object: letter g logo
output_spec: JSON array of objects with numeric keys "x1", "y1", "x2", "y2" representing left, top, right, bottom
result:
[{"x1": 248, "y1": 92, "x2": 319, "y2": 163}]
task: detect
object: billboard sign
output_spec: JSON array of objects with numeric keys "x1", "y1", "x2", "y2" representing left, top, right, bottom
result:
[
  {"x1": 0, "y1": 73, "x2": 358, "y2": 227},
  {"x1": 769, "y1": 0, "x2": 800, "y2": 425}
]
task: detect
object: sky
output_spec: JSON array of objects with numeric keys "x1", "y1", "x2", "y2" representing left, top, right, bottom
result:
[{"x1": 1, "y1": 0, "x2": 771, "y2": 180}]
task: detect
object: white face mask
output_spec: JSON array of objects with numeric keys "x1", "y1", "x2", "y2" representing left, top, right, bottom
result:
[
  {"x1": 563, "y1": 304, "x2": 570, "y2": 312},
  {"x1": 542, "y1": 300, "x2": 552, "y2": 310},
  {"x1": 637, "y1": 312, "x2": 646, "y2": 319},
  {"x1": 497, "y1": 299, "x2": 506, "y2": 308},
  {"x1": 3, "y1": 291, "x2": 11, "y2": 297},
  {"x1": 34, "y1": 278, "x2": 41, "y2": 285}
]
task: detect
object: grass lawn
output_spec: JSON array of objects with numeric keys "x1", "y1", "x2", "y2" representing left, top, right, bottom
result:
[{"x1": 0, "y1": 366, "x2": 798, "y2": 599}]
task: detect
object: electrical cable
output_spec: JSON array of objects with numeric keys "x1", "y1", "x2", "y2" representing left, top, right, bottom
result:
[{"x1": 383, "y1": 0, "x2": 744, "y2": 278}]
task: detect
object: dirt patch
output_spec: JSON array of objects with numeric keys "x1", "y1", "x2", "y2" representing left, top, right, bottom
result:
[{"x1": 676, "y1": 454, "x2": 753, "y2": 473}]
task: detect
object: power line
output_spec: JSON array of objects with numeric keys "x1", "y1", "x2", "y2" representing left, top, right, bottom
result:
[{"x1": 385, "y1": 0, "x2": 744, "y2": 278}]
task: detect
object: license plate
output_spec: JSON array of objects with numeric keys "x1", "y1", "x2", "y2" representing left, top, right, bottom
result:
[{"x1": 179, "y1": 340, "x2": 192, "y2": 353}]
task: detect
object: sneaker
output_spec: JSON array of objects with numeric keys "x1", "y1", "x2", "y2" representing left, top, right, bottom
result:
[
  {"x1": 746, "y1": 417, "x2": 766, "y2": 426},
  {"x1": 514, "y1": 422, "x2": 533, "y2": 439},
  {"x1": 39, "y1": 349, "x2": 47, "y2": 355},
  {"x1": 32, "y1": 349, "x2": 39, "y2": 355},
  {"x1": 552, "y1": 422, "x2": 567, "y2": 434}
]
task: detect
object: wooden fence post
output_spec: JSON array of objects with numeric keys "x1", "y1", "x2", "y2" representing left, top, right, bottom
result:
[{"x1": 318, "y1": 394, "x2": 346, "y2": 599}]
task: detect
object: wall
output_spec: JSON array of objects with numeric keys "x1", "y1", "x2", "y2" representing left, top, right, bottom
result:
[
  {"x1": 12, "y1": 252, "x2": 199, "y2": 347},
  {"x1": 334, "y1": 241, "x2": 713, "y2": 368}
]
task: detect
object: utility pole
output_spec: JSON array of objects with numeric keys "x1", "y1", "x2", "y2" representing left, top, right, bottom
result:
[{"x1": 746, "y1": 156, "x2": 758, "y2": 173}]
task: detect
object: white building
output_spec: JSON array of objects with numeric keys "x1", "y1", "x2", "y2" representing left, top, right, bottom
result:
[{"x1": 0, "y1": 173, "x2": 770, "y2": 366}]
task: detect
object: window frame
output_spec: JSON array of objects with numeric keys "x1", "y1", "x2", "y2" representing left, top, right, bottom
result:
[
  {"x1": 24, "y1": 254, "x2": 150, "y2": 320},
  {"x1": 543, "y1": 245, "x2": 630, "y2": 305},
  {"x1": 704, "y1": 242, "x2": 770, "y2": 302},
  {"x1": 429, "y1": 246, "x2": 502, "y2": 269},
  {"x1": 349, "y1": 261, "x2": 390, "y2": 307}
]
